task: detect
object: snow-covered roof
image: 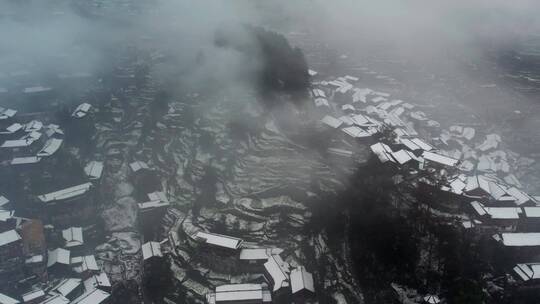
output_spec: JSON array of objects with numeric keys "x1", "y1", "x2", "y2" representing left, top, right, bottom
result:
[
  {"x1": 477, "y1": 155, "x2": 496, "y2": 172},
  {"x1": 21, "y1": 289, "x2": 44, "y2": 302},
  {"x1": 424, "y1": 294, "x2": 441, "y2": 304},
  {"x1": 195, "y1": 231, "x2": 243, "y2": 250},
  {"x1": 1, "y1": 123, "x2": 22, "y2": 134},
  {"x1": 350, "y1": 114, "x2": 369, "y2": 126},
  {"x1": 470, "y1": 201, "x2": 487, "y2": 216},
  {"x1": 331, "y1": 80, "x2": 353, "y2": 94},
  {"x1": 25, "y1": 255, "x2": 43, "y2": 264},
  {"x1": 400, "y1": 138, "x2": 421, "y2": 151},
  {"x1": 1, "y1": 139, "x2": 34, "y2": 148},
  {"x1": 391, "y1": 107, "x2": 405, "y2": 117},
  {"x1": 0, "y1": 108, "x2": 16, "y2": 120},
  {"x1": 138, "y1": 200, "x2": 169, "y2": 210},
  {"x1": 448, "y1": 177, "x2": 467, "y2": 194},
  {"x1": 504, "y1": 174, "x2": 523, "y2": 188},
  {"x1": 62, "y1": 227, "x2": 84, "y2": 247},
  {"x1": 370, "y1": 142, "x2": 395, "y2": 163},
  {"x1": 523, "y1": 207, "x2": 540, "y2": 218},
  {"x1": 470, "y1": 201, "x2": 520, "y2": 220},
  {"x1": 422, "y1": 151, "x2": 459, "y2": 167},
  {"x1": 72, "y1": 103, "x2": 92, "y2": 118},
  {"x1": 342, "y1": 126, "x2": 371, "y2": 138},
  {"x1": 513, "y1": 263, "x2": 540, "y2": 282},
  {"x1": 47, "y1": 248, "x2": 71, "y2": 267},
  {"x1": 290, "y1": 266, "x2": 315, "y2": 294},
  {"x1": 213, "y1": 284, "x2": 264, "y2": 303},
  {"x1": 0, "y1": 210, "x2": 14, "y2": 222},
  {"x1": 52, "y1": 278, "x2": 82, "y2": 297},
  {"x1": 410, "y1": 138, "x2": 434, "y2": 151},
  {"x1": 23, "y1": 130, "x2": 42, "y2": 142},
  {"x1": 38, "y1": 182, "x2": 92, "y2": 203},
  {"x1": 0, "y1": 230, "x2": 21, "y2": 247},
  {"x1": 129, "y1": 161, "x2": 150, "y2": 172},
  {"x1": 462, "y1": 127, "x2": 475, "y2": 140},
  {"x1": 37, "y1": 138, "x2": 63, "y2": 157},
  {"x1": 39, "y1": 294, "x2": 70, "y2": 304},
  {"x1": 84, "y1": 161, "x2": 104, "y2": 180},
  {"x1": 390, "y1": 150, "x2": 415, "y2": 165},
  {"x1": 142, "y1": 241, "x2": 163, "y2": 260},
  {"x1": 25, "y1": 120, "x2": 43, "y2": 132},
  {"x1": 320, "y1": 115, "x2": 343, "y2": 129},
  {"x1": 490, "y1": 184, "x2": 514, "y2": 202},
  {"x1": 71, "y1": 255, "x2": 99, "y2": 273},
  {"x1": 262, "y1": 289, "x2": 272, "y2": 303},
  {"x1": 0, "y1": 195, "x2": 9, "y2": 208},
  {"x1": 147, "y1": 191, "x2": 169, "y2": 203},
  {"x1": 139, "y1": 192, "x2": 170, "y2": 210},
  {"x1": 23, "y1": 86, "x2": 52, "y2": 93},
  {"x1": 71, "y1": 288, "x2": 110, "y2": 304},
  {"x1": 0, "y1": 292, "x2": 19, "y2": 304},
  {"x1": 11, "y1": 156, "x2": 41, "y2": 165},
  {"x1": 493, "y1": 233, "x2": 540, "y2": 247},
  {"x1": 464, "y1": 175, "x2": 534, "y2": 204},
  {"x1": 459, "y1": 160, "x2": 475, "y2": 172},
  {"x1": 45, "y1": 126, "x2": 64, "y2": 138},
  {"x1": 264, "y1": 254, "x2": 290, "y2": 292},
  {"x1": 239, "y1": 248, "x2": 283, "y2": 261},
  {"x1": 338, "y1": 115, "x2": 354, "y2": 126},
  {"x1": 311, "y1": 88, "x2": 326, "y2": 98},
  {"x1": 83, "y1": 272, "x2": 111, "y2": 291},
  {"x1": 506, "y1": 187, "x2": 533, "y2": 206},
  {"x1": 465, "y1": 175, "x2": 491, "y2": 194}
]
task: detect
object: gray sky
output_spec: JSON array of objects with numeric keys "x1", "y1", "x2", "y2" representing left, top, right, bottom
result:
[{"x1": 1, "y1": 0, "x2": 539, "y2": 96}]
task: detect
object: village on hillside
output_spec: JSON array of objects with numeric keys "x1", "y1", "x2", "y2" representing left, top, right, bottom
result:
[
  {"x1": 0, "y1": 41, "x2": 320, "y2": 303},
  {"x1": 2, "y1": 52, "x2": 540, "y2": 303},
  {"x1": 308, "y1": 68, "x2": 540, "y2": 302},
  {"x1": 1, "y1": 3, "x2": 540, "y2": 302}
]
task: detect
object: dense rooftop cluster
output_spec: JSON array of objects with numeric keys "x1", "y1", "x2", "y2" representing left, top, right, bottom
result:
[
  {"x1": 308, "y1": 68, "x2": 540, "y2": 301},
  {"x1": 0, "y1": 106, "x2": 113, "y2": 303}
]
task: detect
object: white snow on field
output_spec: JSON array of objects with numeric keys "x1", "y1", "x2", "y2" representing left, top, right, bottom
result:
[{"x1": 102, "y1": 196, "x2": 137, "y2": 231}]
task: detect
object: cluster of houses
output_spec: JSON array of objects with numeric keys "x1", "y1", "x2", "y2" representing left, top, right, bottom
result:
[
  {"x1": 0, "y1": 192, "x2": 112, "y2": 304},
  {"x1": 0, "y1": 106, "x2": 116, "y2": 303},
  {"x1": 125, "y1": 154, "x2": 317, "y2": 304},
  {"x1": 0, "y1": 102, "x2": 93, "y2": 167},
  {"x1": 313, "y1": 72, "x2": 534, "y2": 182},
  {"x1": 197, "y1": 231, "x2": 315, "y2": 304},
  {"x1": 1, "y1": 57, "x2": 538, "y2": 303},
  {"x1": 142, "y1": 225, "x2": 316, "y2": 304},
  {"x1": 0, "y1": 37, "x2": 187, "y2": 303},
  {"x1": 310, "y1": 70, "x2": 540, "y2": 295},
  {"x1": 128, "y1": 160, "x2": 171, "y2": 238}
]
